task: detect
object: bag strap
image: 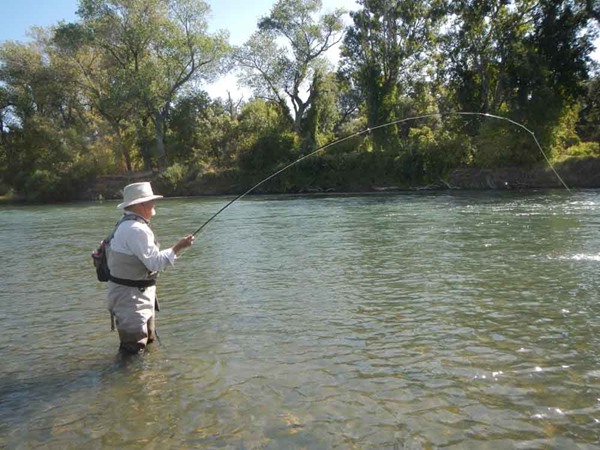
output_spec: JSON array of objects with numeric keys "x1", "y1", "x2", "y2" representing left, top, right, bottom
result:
[
  {"x1": 105, "y1": 214, "x2": 158, "y2": 285},
  {"x1": 106, "y1": 214, "x2": 148, "y2": 244}
]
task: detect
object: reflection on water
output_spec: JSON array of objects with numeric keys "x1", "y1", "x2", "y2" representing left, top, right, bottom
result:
[
  {"x1": 570, "y1": 254, "x2": 600, "y2": 261},
  {"x1": 1, "y1": 191, "x2": 600, "y2": 448}
]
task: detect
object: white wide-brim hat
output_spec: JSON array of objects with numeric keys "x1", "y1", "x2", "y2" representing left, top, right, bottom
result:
[{"x1": 117, "y1": 182, "x2": 163, "y2": 209}]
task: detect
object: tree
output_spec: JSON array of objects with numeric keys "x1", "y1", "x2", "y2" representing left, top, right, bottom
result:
[
  {"x1": 167, "y1": 91, "x2": 238, "y2": 167},
  {"x1": 55, "y1": 0, "x2": 230, "y2": 170},
  {"x1": 444, "y1": 0, "x2": 596, "y2": 165},
  {"x1": 340, "y1": 0, "x2": 445, "y2": 151},
  {"x1": 235, "y1": 0, "x2": 345, "y2": 136},
  {"x1": 302, "y1": 70, "x2": 341, "y2": 147},
  {"x1": 443, "y1": 0, "x2": 514, "y2": 115},
  {"x1": 234, "y1": 99, "x2": 299, "y2": 178},
  {"x1": 0, "y1": 31, "x2": 100, "y2": 198},
  {"x1": 578, "y1": 76, "x2": 600, "y2": 141},
  {"x1": 579, "y1": 0, "x2": 600, "y2": 23},
  {"x1": 0, "y1": 85, "x2": 8, "y2": 144}
]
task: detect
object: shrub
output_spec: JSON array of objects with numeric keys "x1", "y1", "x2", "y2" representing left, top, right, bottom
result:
[
  {"x1": 158, "y1": 163, "x2": 188, "y2": 195},
  {"x1": 24, "y1": 169, "x2": 63, "y2": 202},
  {"x1": 237, "y1": 131, "x2": 299, "y2": 176},
  {"x1": 555, "y1": 141, "x2": 600, "y2": 161}
]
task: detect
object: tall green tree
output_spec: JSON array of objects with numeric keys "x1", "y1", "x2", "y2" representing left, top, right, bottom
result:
[
  {"x1": 578, "y1": 76, "x2": 600, "y2": 141},
  {"x1": 0, "y1": 31, "x2": 99, "y2": 199},
  {"x1": 578, "y1": 0, "x2": 600, "y2": 23},
  {"x1": 302, "y1": 70, "x2": 341, "y2": 147},
  {"x1": 235, "y1": 0, "x2": 345, "y2": 137},
  {"x1": 55, "y1": 0, "x2": 230, "y2": 170},
  {"x1": 442, "y1": 0, "x2": 513, "y2": 115},
  {"x1": 340, "y1": 0, "x2": 445, "y2": 151},
  {"x1": 0, "y1": 85, "x2": 8, "y2": 145},
  {"x1": 167, "y1": 91, "x2": 237, "y2": 167},
  {"x1": 444, "y1": 0, "x2": 595, "y2": 165}
]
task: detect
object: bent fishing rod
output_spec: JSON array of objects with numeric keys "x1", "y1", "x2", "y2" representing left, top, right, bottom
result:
[{"x1": 191, "y1": 111, "x2": 570, "y2": 237}]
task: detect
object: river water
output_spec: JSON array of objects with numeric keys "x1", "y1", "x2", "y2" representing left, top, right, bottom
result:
[{"x1": 1, "y1": 191, "x2": 600, "y2": 449}]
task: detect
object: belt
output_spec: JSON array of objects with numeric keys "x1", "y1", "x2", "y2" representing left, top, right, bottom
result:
[{"x1": 108, "y1": 275, "x2": 156, "y2": 288}]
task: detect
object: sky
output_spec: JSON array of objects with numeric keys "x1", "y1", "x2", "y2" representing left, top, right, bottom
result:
[
  {"x1": 0, "y1": 0, "x2": 355, "y2": 99},
  {"x1": 0, "y1": 0, "x2": 352, "y2": 44},
  {"x1": 0, "y1": 0, "x2": 598, "y2": 99}
]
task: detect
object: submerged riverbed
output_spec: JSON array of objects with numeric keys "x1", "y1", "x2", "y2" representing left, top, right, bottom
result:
[{"x1": 1, "y1": 191, "x2": 600, "y2": 448}]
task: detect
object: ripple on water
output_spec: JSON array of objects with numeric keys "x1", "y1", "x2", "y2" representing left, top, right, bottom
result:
[{"x1": 2, "y1": 192, "x2": 600, "y2": 448}]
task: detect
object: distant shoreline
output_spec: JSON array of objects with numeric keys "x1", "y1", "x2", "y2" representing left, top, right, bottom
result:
[{"x1": 1, "y1": 157, "x2": 599, "y2": 205}]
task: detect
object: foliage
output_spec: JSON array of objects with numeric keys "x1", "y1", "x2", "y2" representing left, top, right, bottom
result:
[
  {"x1": 340, "y1": 0, "x2": 446, "y2": 150},
  {"x1": 578, "y1": 76, "x2": 600, "y2": 141},
  {"x1": 302, "y1": 71, "x2": 341, "y2": 149},
  {"x1": 235, "y1": 0, "x2": 345, "y2": 137},
  {"x1": 547, "y1": 104, "x2": 582, "y2": 155},
  {"x1": 166, "y1": 91, "x2": 236, "y2": 167},
  {"x1": 237, "y1": 131, "x2": 299, "y2": 177},
  {"x1": 54, "y1": 0, "x2": 230, "y2": 169},
  {"x1": 405, "y1": 126, "x2": 473, "y2": 181},
  {"x1": 157, "y1": 162, "x2": 188, "y2": 195},
  {"x1": 471, "y1": 120, "x2": 539, "y2": 168},
  {"x1": 234, "y1": 100, "x2": 300, "y2": 178},
  {"x1": 443, "y1": 0, "x2": 595, "y2": 163},
  {"x1": 0, "y1": 0, "x2": 599, "y2": 201},
  {"x1": 556, "y1": 141, "x2": 600, "y2": 161}
]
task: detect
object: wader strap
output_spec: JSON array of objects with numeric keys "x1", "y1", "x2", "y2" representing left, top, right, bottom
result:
[
  {"x1": 108, "y1": 275, "x2": 156, "y2": 288},
  {"x1": 110, "y1": 312, "x2": 115, "y2": 331},
  {"x1": 106, "y1": 214, "x2": 148, "y2": 244}
]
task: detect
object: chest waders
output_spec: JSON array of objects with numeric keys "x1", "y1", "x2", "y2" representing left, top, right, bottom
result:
[{"x1": 104, "y1": 214, "x2": 159, "y2": 331}]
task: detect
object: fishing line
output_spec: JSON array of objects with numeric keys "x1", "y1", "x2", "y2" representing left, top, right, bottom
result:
[{"x1": 191, "y1": 111, "x2": 570, "y2": 236}]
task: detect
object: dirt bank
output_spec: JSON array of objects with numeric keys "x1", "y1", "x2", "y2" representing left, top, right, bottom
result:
[
  {"x1": 447, "y1": 158, "x2": 600, "y2": 190},
  {"x1": 86, "y1": 157, "x2": 599, "y2": 201}
]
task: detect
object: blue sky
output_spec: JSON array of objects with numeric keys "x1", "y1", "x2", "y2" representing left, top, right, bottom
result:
[
  {"x1": 2, "y1": 0, "x2": 597, "y2": 49},
  {"x1": 0, "y1": 0, "x2": 352, "y2": 45},
  {"x1": 1, "y1": 0, "x2": 597, "y2": 98},
  {"x1": 0, "y1": 0, "x2": 354, "y2": 97},
  {"x1": 1, "y1": 0, "x2": 77, "y2": 42}
]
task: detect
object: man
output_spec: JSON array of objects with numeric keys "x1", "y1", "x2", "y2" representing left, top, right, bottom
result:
[{"x1": 106, "y1": 181, "x2": 195, "y2": 354}]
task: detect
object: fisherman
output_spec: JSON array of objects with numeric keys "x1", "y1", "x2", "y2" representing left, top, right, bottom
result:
[{"x1": 106, "y1": 181, "x2": 195, "y2": 354}]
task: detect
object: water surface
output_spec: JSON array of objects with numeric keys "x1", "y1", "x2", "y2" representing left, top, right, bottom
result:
[{"x1": 1, "y1": 191, "x2": 600, "y2": 448}]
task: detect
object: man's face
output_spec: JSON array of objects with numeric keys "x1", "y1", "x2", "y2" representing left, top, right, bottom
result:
[{"x1": 141, "y1": 200, "x2": 156, "y2": 218}]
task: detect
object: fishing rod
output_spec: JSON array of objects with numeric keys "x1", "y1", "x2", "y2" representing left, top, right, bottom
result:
[{"x1": 191, "y1": 111, "x2": 570, "y2": 236}]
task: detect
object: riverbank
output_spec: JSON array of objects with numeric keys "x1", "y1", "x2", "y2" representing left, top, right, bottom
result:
[
  {"x1": 1, "y1": 157, "x2": 598, "y2": 205},
  {"x1": 447, "y1": 157, "x2": 600, "y2": 190},
  {"x1": 93, "y1": 157, "x2": 600, "y2": 199}
]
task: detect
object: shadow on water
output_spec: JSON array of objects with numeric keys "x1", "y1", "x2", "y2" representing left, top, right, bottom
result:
[
  {"x1": 0, "y1": 351, "x2": 150, "y2": 434},
  {"x1": 3, "y1": 192, "x2": 600, "y2": 448}
]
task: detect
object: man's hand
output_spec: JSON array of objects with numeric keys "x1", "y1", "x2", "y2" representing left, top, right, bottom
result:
[{"x1": 173, "y1": 234, "x2": 195, "y2": 255}]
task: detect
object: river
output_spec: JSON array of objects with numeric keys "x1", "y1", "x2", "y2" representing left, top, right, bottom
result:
[{"x1": 1, "y1": 191, "x2": 599, "y2": 449}]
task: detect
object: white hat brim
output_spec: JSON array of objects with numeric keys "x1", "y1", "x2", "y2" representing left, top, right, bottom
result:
[{"x1": 117, "y1": 194, "x2": 164, "y2": 209}]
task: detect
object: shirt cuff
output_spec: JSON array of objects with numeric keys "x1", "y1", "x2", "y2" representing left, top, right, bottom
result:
[{"x1": 166, "y1": 248, "x2": 177, "y2": 265}]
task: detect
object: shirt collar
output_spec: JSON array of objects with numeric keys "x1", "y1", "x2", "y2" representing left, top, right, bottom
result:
[{"x1": 123, "y1": 211, "x2": 149, "y2": 225}]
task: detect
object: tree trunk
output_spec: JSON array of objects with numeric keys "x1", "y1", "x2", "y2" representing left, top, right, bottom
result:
[
  {"x1": 113, "y1": 123, "x2": 132, "y2": 172},
  {"x1": 293, "y1": 103, "x2": 306, "y2": 134},
  {"x1": 154, "y1": 109, "x2": 168, "y2": 171}
]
